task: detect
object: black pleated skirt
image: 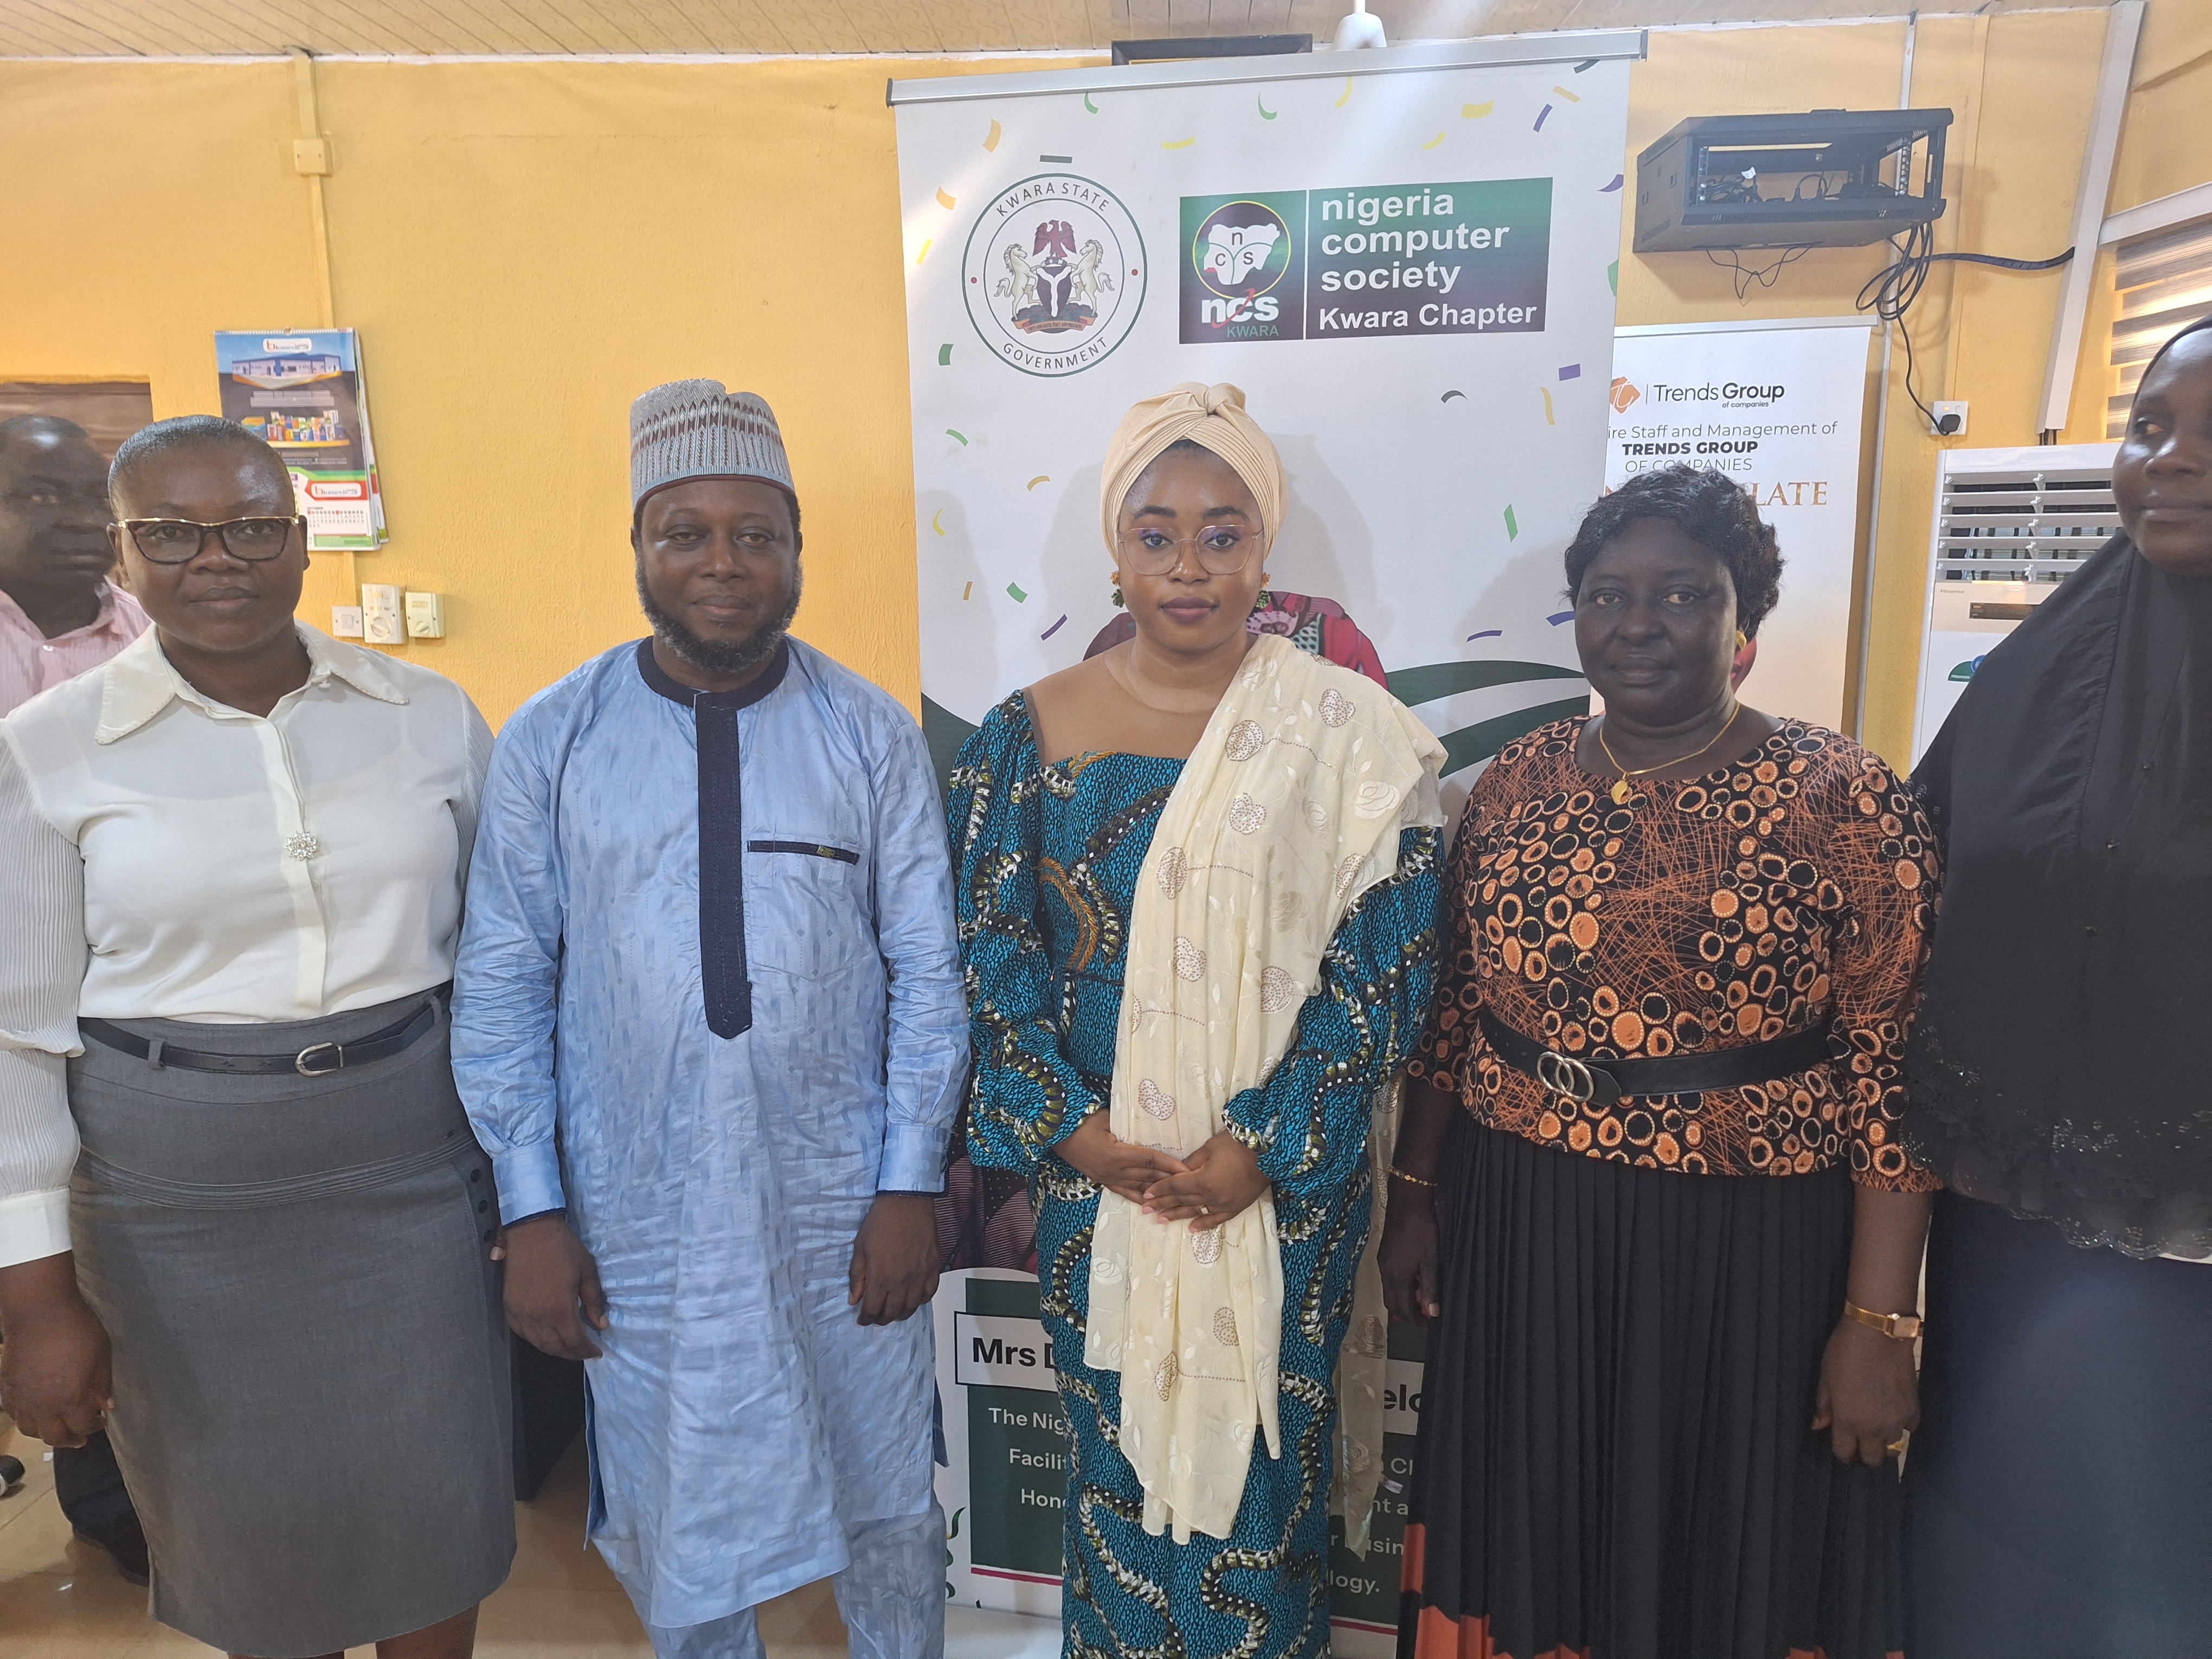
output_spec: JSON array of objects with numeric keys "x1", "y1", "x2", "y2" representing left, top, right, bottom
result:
[
  {"x1": 1398, "y1": 1122, "x2": 1902, "y2": 1659},
  {"x1": 1904, "y1": 1192, "x2": 2212, "y2": 1658}
]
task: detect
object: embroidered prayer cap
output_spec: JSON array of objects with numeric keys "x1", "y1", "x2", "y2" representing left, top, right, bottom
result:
[
  {"x1": 629, "y1": 379, "x2": 795, "y2": 507},
  {"x1": 1099, "y1": 382, "x2": 1288, "y2": 558}
]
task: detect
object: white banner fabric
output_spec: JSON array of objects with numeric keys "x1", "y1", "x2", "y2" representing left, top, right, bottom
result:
[
  {"x1": 1605, "y1": 321, "x2": 1875, "y2": 732},
  {"x1": 897, "y1": 51, "x2": 1633, "y2": 802},
  {"x1": 902, "y1": 48, "x2": 1633, "y2": 1655}
]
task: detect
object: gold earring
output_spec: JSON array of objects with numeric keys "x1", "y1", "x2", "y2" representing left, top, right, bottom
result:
[{"x1": 1735, "y1": 629, "x2": 1748, "y2": 648}]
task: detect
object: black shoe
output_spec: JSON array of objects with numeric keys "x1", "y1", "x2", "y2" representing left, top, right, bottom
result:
[{"x1": 74, "y1": 1516, "x2": 150, "y2": 1586}]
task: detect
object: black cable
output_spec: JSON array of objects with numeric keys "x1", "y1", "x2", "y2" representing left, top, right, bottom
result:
[
  {"x1": 1855, "y1": 226, "x2": 2075, "y2": 432},
  {"x1": 1925, "y1": 248, "x2": 2077, "y2": 271},
  {"x1": 1707, "y1": 243, "x2": 1815, "y2": 301}
]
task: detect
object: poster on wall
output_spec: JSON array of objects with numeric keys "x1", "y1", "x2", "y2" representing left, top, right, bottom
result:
[
  {"x1": 214, "y1": 329, "x2": 387, "y2": 552},
  {"x1": 1605, "y1": 320, "x2": 1874, "y2": 730},
  {"x1": 896, "y1": 33, "x2": 1641, "y2": 1654}
]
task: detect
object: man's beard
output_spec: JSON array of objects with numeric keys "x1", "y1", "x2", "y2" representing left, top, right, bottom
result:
[{"x1": 636, "y1": 558, "x2": 802, "y2": 680}]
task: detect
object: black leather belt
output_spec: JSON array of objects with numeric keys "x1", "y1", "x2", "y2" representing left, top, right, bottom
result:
[
  {"x1": 80, "y1": 997, "x2": 440, "y2": 1078},
  {"x1": 1477, "y1": 1008, "x2": 1833, "y2": 1109}
]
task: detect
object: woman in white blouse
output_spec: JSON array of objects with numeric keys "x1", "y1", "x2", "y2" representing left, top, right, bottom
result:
[{"x1": 0, "y1": 416, "x2": 513, "y2": 1659}]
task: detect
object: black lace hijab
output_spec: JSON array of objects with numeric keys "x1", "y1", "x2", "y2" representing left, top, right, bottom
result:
[{"x1": 1905, "y1": 530, "x2": 2212, "y2": 1256}]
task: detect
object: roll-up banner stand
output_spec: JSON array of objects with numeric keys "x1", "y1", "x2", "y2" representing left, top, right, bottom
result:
[
  {"x1": 897, "y1": 34, "x2": 1642, "y2": 1654},
  {"x1": 1606, "y1": 319, "x2": 1877, "y2": 731}
]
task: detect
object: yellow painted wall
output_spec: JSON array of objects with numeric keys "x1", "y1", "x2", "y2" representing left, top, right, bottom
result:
[{"x1": 2, "y1": 15, "x2": 2209, "y2": 760}]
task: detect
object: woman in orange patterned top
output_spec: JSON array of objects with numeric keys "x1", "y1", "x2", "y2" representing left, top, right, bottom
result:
[{"x1": 1382, "y1": 465, "x2": 1940, "y2": 1659}]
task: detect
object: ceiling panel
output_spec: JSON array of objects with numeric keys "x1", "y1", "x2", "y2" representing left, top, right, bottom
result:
[{"x1": 0, "y1": 0, "x2": 2097, "y2": 57}]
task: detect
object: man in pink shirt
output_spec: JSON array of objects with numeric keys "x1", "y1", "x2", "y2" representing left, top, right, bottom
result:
[
  {"x1": 0, "y1": 415, "x2": 149, "y2": 717},
  {"x1": 0, "y1": 412, "x2": 150, "y2": 1584}
]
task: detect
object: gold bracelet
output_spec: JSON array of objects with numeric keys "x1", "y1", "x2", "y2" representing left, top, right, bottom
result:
[
  {"x1": 1843, "y1": 1299, "x2": 1922, "y2": 1341},
  {"x1": 1387, "y1": 1165, "x2": 1437, "y2": 1188}
]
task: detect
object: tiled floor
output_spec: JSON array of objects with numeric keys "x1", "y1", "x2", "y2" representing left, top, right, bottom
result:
[{"x1": 0, "y1": 1428, "x2": 1057, "y2": 1658}]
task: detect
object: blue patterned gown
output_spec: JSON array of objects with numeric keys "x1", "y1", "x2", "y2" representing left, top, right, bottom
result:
[{"x1": 948, "y1": 693, "x2": 1443, "y2": 1659}]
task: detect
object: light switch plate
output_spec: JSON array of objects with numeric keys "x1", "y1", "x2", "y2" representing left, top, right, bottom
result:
[
  {"x1": 330, "y1": 605, "x2": 364, "y2": 639},
  {"x1": 361, "y1": 583, "x2": 404, "y2": 646}
]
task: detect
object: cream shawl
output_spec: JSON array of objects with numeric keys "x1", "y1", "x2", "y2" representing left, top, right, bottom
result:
[{"x1": 1085, "y1": 634, "x2": 1445, "y2": 1542}]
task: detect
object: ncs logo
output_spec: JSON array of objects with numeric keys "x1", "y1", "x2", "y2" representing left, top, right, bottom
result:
[{"x1": 1181, "y1": 194, "x2": 1307, "y2": 342}]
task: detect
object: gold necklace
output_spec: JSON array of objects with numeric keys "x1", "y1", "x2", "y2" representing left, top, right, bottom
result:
[{"x1": 1596, "y1": 710, "x2": 1739, "y2": 805}]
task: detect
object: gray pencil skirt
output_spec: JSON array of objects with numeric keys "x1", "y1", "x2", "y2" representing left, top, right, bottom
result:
[{"x1": 67, "y1": 989, "x2": 516, "y2": 1658}]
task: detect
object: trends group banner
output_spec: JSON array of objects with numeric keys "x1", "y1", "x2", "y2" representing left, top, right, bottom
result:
[
  {"x1": 1606, "y1": 320, "x2": 1876, "y2": 731},
  {"x1": 895, "y1": 38, "x2": 1638, "y2": 811},
  {"x1": 896, "y1": 36, "x2": 1638, "y2": 1655}
]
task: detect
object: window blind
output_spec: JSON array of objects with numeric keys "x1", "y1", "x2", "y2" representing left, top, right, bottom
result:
[{"x1": 2108, "y1": 215, "x2": 2212, "y2": 437}]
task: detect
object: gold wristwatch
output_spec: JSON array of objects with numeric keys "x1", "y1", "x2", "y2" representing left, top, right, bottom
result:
[{"x1": 1843, "y1": 1300, "x2": 1922, "y2": 1341}]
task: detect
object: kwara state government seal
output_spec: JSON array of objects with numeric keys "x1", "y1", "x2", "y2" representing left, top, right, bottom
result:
[{"x1": 962, "y1": 174, "x2": 1147, "y2": 377}]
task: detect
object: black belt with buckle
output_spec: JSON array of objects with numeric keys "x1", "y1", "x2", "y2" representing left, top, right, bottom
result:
[
  {"x1": 1477, "y1": 1007, "x2": 1834, "y2": 1109},
  {"x1": 80, "y1": 996, "x2": 441, "y2": 1079}
]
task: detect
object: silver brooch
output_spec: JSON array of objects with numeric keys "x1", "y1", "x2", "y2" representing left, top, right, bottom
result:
[{"x1": 286, "y1": 831, "x2": 323, "y2": 861}]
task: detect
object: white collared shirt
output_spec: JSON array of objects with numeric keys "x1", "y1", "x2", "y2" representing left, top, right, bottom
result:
[{"x1": 0, "y1": 624, "x2": 492, "y2": 1264}]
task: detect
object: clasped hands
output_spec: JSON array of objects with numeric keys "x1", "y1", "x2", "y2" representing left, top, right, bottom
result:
[{"x1": 1058, "y1": 1110, "x2": 1270, "y2": 1230}]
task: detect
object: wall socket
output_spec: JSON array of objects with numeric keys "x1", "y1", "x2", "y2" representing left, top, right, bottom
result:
[{"x1": 1932, "y1": 400, "x2": 1969, "y2": 437}]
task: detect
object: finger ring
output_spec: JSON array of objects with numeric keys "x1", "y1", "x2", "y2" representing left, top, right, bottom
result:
[
  {"x1": 1199, "y1": 1205, "x2": 1210, "y2": 1216},
  {"x1": 1887, "y1": 1437, "x2": 1908, "y2": 1455}
]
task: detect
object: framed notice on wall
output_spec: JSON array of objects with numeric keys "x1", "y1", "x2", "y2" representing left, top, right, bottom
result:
[{"x1": 214, "y1": 329, "x2": 388, "y2": 552}]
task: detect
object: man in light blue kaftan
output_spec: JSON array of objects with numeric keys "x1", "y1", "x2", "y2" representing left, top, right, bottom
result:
[{"x1": 451, "y1": 381, "x2": 967, "y2": 1659}]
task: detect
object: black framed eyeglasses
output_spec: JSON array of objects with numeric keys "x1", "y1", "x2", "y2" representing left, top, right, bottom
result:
[{"x1": 119, "y1": 516, "x2": 303, "y2": 564}]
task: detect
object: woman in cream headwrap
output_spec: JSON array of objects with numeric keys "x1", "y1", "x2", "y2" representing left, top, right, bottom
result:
[{"x1": 948, "y1": 383, "x2": 1445, "y2": 1657}]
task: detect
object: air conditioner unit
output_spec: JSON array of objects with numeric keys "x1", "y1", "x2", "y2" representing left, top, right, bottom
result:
[{"x1": 1912, "y1": 442, "x2": 2119, "y2": 764}]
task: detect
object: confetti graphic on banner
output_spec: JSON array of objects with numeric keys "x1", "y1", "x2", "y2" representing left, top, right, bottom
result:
[
  {"x1": 1335, "y1": 78, "x2": 1354, "y2": 108},
  {"x1": 1422, "y1": 132, "x2": 1446, "y2": 150},
  {"x1": 1573, "y1": 57, "x2": 1600, "y2": 72},
  {"x1": 1541, "y1": 387, "x2": 1557, "y2": 425},
  {"x1": 1468, "y1": 629, "x2": 1503, "y2": 641},
  {"x1": 1041, "y1": 153, "x2": 1072, "y2": 162},
  {"x1": 1163, "y1": 137, "x2": 1197, "y2": 150},
  {"x1": 946, "y1": 429, "x2": 968, "y2": 445},
  {"x1": 962, "y1": 582, "x2": 973, "y2": 601},
  {"x1": 938, "y1": 344, "x2": 953, "y2": 365},
  {"x1": 1040, "y1": 615, "x2": 1068, "y2": 640},
  {"x1": 1608, "y1": 259, "x2": 1621, "y2": 294},
  {"x1": 1083, "y1": 94, "x2": 1099, "y2": 114},
  {"x1": 1504, "y1": 506, "x2": 1521, "y2": 541},
  {"x1": 983, "y1": 119, "x2": 1002, "y2": 152},
  {"x1": 1600, "y1": 173, "x2": 1624, "y2": 192},
  {"x1": 1552, "y1": 86, "x2": 1583, "y2": 104},
  {"x1": 1534, "y1": 105, "x2": 1553, "y2": 132},
  {"x1": 1441, "y1": 390, "x2": 1467, "y2": 403},
  {"x1": 1006, "y1": 582, "x2": 1027, "y2": 602},
  {"x1": 1463, "y1": 100, "x2": 1494, "y2": 118},
  {"x1": 1558, "y1": 364, "x2": 1582, "y2": 381},
  {"x1": 932, "y1": 509, "x2": 947, "y2": 535},
  {"x1": 916, "y1": 238, "x2": 933, "y2": 264},
  {"x1": 1548, "y1": 609, "x2": 1576, "y2": 625},
  {"x1": 1026, "y1": 475, "x2": 1051, "y2": 490},
  {"x1": 1258, "y1": 95, "x2": 1277, "y2": 120},
  {"x1": 935, "y1": 188, "x2": 958, "y2": 210}
]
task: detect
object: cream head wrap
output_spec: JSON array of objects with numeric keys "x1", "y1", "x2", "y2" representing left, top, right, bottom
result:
[{"x1": 1099, "y1": 382, "x2": 1287, "y2": 561}]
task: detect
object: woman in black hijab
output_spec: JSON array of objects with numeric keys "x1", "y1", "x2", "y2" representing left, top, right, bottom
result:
[{"x1": 1902, "y1": 316, "x2": 2212, "y2": 1655}]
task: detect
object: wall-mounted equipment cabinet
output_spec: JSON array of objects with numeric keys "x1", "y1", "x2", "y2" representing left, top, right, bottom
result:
[{"x1": 1635, "y1": 110, "x2": 1952, "y2": 253}]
